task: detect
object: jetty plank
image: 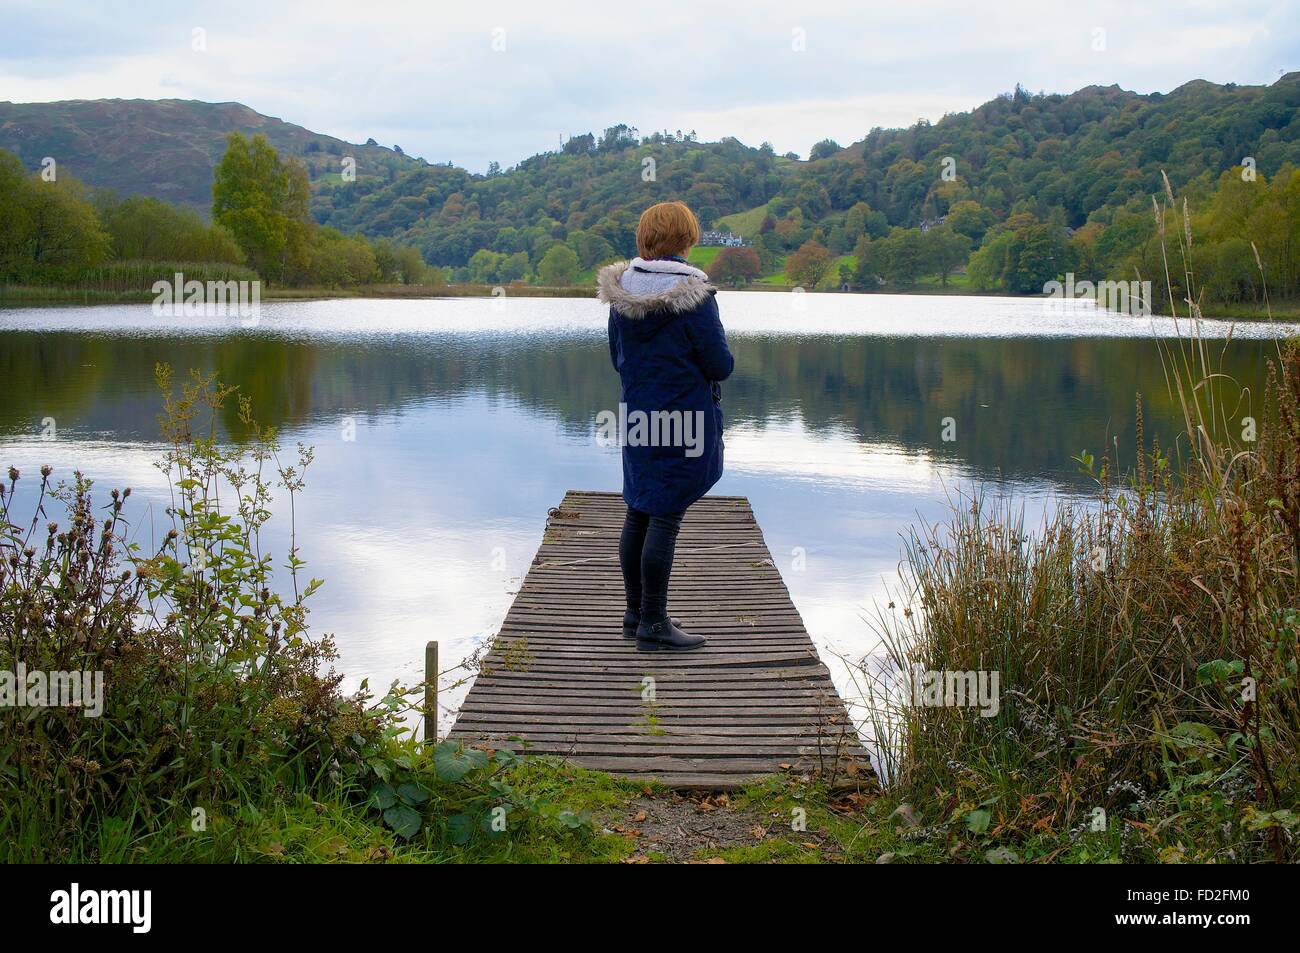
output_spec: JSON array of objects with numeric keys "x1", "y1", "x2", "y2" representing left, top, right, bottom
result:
[{"x1": 447, "y1": 491, "x2": 871, "y2": 789}]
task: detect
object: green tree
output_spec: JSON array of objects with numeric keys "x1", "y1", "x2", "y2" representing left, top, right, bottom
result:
[
  {"x1": 469, "y1": 248, "x2": 505, "y2": 284},
  {"x1": 921, "y1": 226, "x2": 971, "y2": 286},
  {"x1": 212, "y1": 132, "x2": 312, "y2": 282},
  {"x1": 966, "y1": 213, "x2": 1065, "y2": 293},
  {"x1": 395, "y1": 245, "x2": 428, "y2": 284},
  {"x1": 537, "y1": 243, "x2": 579, "y2": 285},
  {"x1": 809, "y1": 139, "x2": 841, "y2": 161},
  {"x1": 0, "y1": 149, "x2": 35, "y2": 277},
  {"x1": 23, "y1": 176, "x2": 110, "y2": 273},
  {"x1": 97, "y1": 194, "x2": 244, "y2": 264},
  {"x1": 499, "y1": 251, "x2": 531, "y2": 283},
  {"x1": 304, "y1": 228, "x2": 379, "y2": 287},
  {"x1": 946, "y1": 200, "x2": 997, "y2": 244}
]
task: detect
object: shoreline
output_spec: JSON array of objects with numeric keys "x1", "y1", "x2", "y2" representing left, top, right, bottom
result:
[{"x1": 3, "y1": 281, "x2": 1297, "y2": 322}]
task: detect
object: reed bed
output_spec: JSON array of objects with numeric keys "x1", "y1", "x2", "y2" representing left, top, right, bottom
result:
[{"x1": 858, "y1": 179, "x2": 1300, "y2": 862}]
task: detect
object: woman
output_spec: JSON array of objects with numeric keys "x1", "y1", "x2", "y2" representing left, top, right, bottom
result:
[{"x1": 597, "y1": 201, "x2": 734, "y2": 651}]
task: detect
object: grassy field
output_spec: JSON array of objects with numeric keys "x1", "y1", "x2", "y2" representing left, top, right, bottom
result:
[
  {"x1": 714, "y1": 203, "x2": 772, "y2": 238},
  {"x1": 687, "y1": 246, "x2": 723, "y2": 269}
]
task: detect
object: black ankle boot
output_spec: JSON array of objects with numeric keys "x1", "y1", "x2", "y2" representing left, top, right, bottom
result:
[
  {"x1": 635, "y1": 616, "x2": 706, "y2": 651},
  {"x1": 623, "y1": 609, "x2": 680, "y2": 639}
]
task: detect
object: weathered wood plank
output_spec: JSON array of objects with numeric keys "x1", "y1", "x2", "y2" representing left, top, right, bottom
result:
[{"x1": 447, "y1": 490, "x2": 870, "y2": 789}]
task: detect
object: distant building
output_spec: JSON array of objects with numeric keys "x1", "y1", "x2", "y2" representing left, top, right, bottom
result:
[
  {"x1": 700, "y1": 230, "x2": 747, "y2": 247},
  {"x1": 918, "y1": 216, "x2": 948, "y2": 233}
]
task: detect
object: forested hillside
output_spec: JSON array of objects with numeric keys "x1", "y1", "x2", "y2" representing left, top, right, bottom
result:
[
  {"x1": 310, "y1": 74, "x2": 1300, "y2": 275},
  {"x1": 4, "y1": 75, "x2": 1299, "y2": 303}
]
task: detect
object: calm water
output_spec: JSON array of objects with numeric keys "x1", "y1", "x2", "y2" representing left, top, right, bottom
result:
[{"x1": 1, "y1": 292, "x2": 1293, "y2": 727}]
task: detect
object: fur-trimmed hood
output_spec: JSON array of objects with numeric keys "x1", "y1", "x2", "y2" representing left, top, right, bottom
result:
[{"x1": 597, "y1": 258, "x2": 714, "y2": 320}]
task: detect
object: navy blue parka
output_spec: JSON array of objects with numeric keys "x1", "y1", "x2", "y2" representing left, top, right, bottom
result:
[{"x1": 598, "y1": 257, "x2": 735, "y2": 516}]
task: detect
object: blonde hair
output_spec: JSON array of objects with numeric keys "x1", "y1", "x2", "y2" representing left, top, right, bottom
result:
[{"x1": 636, "y1": 201, "x2": 700, "y2": 259}]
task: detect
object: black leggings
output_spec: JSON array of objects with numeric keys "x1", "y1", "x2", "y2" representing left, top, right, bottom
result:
[{"x1": 619, "y1": 506, "x2": 684, "y2": 621}]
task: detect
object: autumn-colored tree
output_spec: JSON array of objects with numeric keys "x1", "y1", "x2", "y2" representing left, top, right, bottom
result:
[
  {"x1": 710, "y1": 246, "x2": 762, "y2": 286},
  {"x1": 786, "y1": 240, "x2": 834, "y2": 289}
]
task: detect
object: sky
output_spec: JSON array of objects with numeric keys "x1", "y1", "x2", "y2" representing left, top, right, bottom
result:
[{"x1": 1, "y1": 0, "x2": 1298, "y2": 172}]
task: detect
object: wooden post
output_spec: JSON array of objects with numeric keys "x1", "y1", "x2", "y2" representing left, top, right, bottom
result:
[{"x1": 424, "y1": 640, "x2": 439, "y2": 745}]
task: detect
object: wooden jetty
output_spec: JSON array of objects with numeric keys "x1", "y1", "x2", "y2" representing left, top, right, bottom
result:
[{"x1": 447, "y1": 490, "x2": 871, "y2": 789}]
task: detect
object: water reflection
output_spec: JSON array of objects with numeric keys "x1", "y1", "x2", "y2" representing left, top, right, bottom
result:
[{"x1": 0, "y1": 294, "x2": 1289, "y2": 722}]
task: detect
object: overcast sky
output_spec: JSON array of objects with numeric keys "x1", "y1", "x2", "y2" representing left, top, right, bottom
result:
[{"x1": 2, "y1": 0, "x2": 1297, "y2": 172}]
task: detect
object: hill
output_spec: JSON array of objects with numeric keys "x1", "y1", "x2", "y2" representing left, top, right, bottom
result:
[
  {"x1": 3, "y1": 74, "x2": 1298, "y2": 276},
  {"x1": 0, "y1": 98, "x2": 422, "y2": 210},
  {"x1": 307, "y1": 74, "x2": 1300, "y2": 269}
]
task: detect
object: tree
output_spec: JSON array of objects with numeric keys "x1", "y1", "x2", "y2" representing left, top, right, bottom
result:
[
  {"x1": 1002, "y1": 214, "x2": 1065, "y2": 293},
  {"x1": 966, "y1": 213, "x2": 1065, "y2": 293},
  {"x1": 304, "y1": 228, "x2": 378, "y2": 287},
  {"x1": 881, "y1": 228, "x2": 926, "y2": 287},
  {"x1": 921, "y1": 226, "x2": 971, "y2": 286},
  {"x1": 562, "y1": 133, "x2": 596, "y2": 156},
  {"x1": 852, "y1": 236, "x2": 881, "y2": 289},
  {"x1": 967, "y1": 231, "x2": 1013, "y2": 291},
  {"x1": 946, "y1": 200, "x2": 997, "y2": 243},
  {"x1": 97, "y1": 194, "x2": 243, "y2": 264},
  {"x1": 499, "y1": 251, "x2": 530, "y2": 283},
  {"x1": 22, "y1": 176, "x2": 109, "y2": 273},
  {"x1": 810, "y1": 139, "x2": 841, "y2": 161},
  {"x1": 854, "y1": 228, "x2": 932, "y2": 288},
  {"x1": 537, "y1": 243, "x2": 579, "y2": 285},
  {"x1": 786, "y1": 240, "x2": 834, "y2": 288},
  {"x1": 570, "y1": 230, "x2": 617, "y2": 270},
  {"x1": 395, "y1": 245, "x2": 427, "y2": 284},
  {"x1": 711, "y1": 246, "x2": 762, "y2": 286},
  {"x1": 0, "y1": 150, "x2": 33, "y2": 276},
  {"x1": 371, "y1": 237, "x2": 399, "y2": 282},
  {"x1": 598, "y1": 124, "x2": 639, "y2": 152},
  {"x1": 469, "y1": 248, "x2": 505, "y2": 284},
  {"x1": 212, "y1": 132, "x2": 312, "y2": 282}
]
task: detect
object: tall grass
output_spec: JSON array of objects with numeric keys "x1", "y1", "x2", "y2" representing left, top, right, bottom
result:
[
  {"x1": 861, "y1": 178, "x2": 1300, "y2": 862},
  {"x1": 13, "y1": 259, "x2": 260, "y2": 292}
]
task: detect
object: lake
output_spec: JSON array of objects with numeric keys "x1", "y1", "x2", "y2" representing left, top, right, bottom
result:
[{"x1": 1, "y1": 291, "x2": 1294, "y2": 728}]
